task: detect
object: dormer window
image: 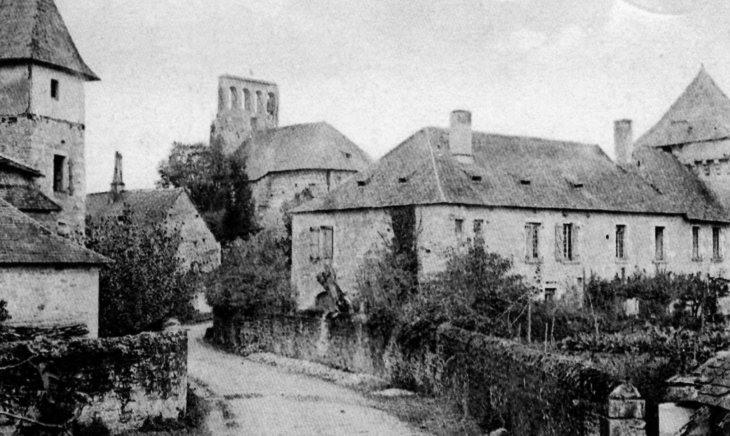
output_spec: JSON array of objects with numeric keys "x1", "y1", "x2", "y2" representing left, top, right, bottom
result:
[
  {"x1": 398, "y1": 177, "x2": 408, "y2": 183},
  {"x1": 471, "y1": 176, "x2": 482, "y2": 182},
  {"x1": 357, "y1": 180, "x2": 367, "y2": 187},
  {"x1": 520, "y1": 179, "x2": 531, "y2": 185},
  {"x1": 51, "y1": 79, "x2": 59, "y2": 100}
]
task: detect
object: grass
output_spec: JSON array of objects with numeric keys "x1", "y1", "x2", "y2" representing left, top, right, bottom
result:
[{"x1": 367, "y1": 392, "x2": 484, "y2": 436}]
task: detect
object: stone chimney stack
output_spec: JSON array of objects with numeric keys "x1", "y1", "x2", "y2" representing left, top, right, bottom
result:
[
  {"x1": 450, "y1": 110, "x2": 474, "y2": 165},
  {"x1": 111, "y1": 151, "x2": 125, "y2": 202},
  {"x1": 614, "y1": 119, "x2": 633, "y2": 166}
]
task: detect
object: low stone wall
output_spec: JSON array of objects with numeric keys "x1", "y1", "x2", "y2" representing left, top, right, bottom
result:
[
  {"x1": 0, "y1": 331, "x2": 188, "y2": 433},
  {"x1": 211, "y1": 312, "x2": 387, "y2": 376},
  {"x1": 212, "y1": 312, "x2": 646, "y2": 436}
]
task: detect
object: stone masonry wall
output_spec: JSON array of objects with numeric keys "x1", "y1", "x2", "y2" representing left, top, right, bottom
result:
[
  {"x1": 212, "y1": 313, "x2": 641, "y2": 436},
  {"x1": 0, "y1": 331, "x2": 188, "y2": 434},
  {"x1": 0, "y1": 266, "x2": 99, "y2": 338},
  {"x1": 293, "y1": 204, "x2": 730, "y2": 310},
  {"x1": 253, "y1": 169, "x2": 356, "y2": 231}
]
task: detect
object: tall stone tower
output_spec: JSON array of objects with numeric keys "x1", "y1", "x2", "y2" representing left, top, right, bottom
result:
[
  {"x1": 210, "y1": 75, "x2": 279, "y2": 155},
  {"x1": 0, "y1": 0, "x2": 99, "y2": 235}
]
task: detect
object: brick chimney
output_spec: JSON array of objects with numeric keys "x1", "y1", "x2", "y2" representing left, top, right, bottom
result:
[
  {"x1": 450, "y1": 110, "x2": 474, "y2": 165},
  {"x1": 111, "y1": 151, "x2": 125, "y2": 202},
  {"x1": 614, "y1": 119, "x2": 633, "y2": 166}
]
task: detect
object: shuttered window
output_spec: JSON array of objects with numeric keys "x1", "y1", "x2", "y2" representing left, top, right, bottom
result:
[
  {"x1": 713, "y1": 227, "x2": 722, "y2": 260},
  {"x1": 525, "y1": 223, "x2": 540, "y2": 261},
  {"x1": 616, "y1": 225, "x2": 626, "y2": 259},
  {"x1": 321, "y1": 227, "x2": 333, "y2": 260},
  {"x1": 309, "y1": 227, "x2": 320, "y2": 261},
  {"x1": 555, "y1": 222, "x2": 580, "y2": 262},
  {"x1": 655, "y1": 227, "x2": 665, "y2": 261},
  {"x1": 692, "y1": 226, "x2": 701, "y2": 261}
]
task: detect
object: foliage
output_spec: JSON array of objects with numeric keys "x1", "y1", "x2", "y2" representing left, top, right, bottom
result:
[
  {"x1": 73, "y1": 417, "x2": 111, "y2": 436},
  {"x1": 585, "y1": 270, "x2": 729, "y2": 329},
  {"x1": 157, "y1": 138, "x2": 257, "y2": 244},
  {"x1": 356, "y1": 207, "x2": 420, "y2": 338},
  {"x1": 206, "y1": 229, "x2": 295, "y2": 316},
  {"x1": 86, "y1": 207, "x2": 196, "y2": 337},
  {"x1": 0, "y1": 299, "x2": 9, "y2": 323},
  {"x1": 280, "y1": 188, "x2": 315, "y2": 268}
]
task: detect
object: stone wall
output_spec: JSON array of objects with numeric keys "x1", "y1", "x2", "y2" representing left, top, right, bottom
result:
[
  {"x1": 211, "y1": 313, "x2": 644, "y2": 435},
  {"x1": 0, "y1": 266, "x2": 99, "y2": 338},
  {"x1": 253, "y1": 169, "x2": 356, "y2": 231},
  {"x1": 0, "y1": 331, "x2": 188, "y2": 434},
  {"x1": 293, "y1": 204, "x2": 730, "y2": 310},
  {"x1": 212, "y1": 313, "x2": 387, "y2": 376},
  {"x1": 165, "y1": 193, "x2": 221, "y2": 273}
]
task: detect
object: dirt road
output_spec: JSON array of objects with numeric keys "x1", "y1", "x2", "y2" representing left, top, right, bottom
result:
[{"x1": 186, "y1": 323, "x2": 427, "y2": 436}]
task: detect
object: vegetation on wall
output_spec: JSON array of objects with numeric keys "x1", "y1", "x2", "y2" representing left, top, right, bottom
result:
[
  {"x1": 356, "y1": 206, "x2": 420, "y2": 337},
  {"x1": 86, "y1": 207, "x2": 196, "y2": 337},
  {"x1": 157, "y1": 138, "x2": 257, "y2": 244},
  {"x1": 206, "y1": 229, "x2": 295, "y2": 317},
  {"x1": 0, "y1": 299, "x2": 9, "y2": 323}
]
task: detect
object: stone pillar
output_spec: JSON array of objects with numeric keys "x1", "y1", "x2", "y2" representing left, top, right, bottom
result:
[{"x1": 605, "y1": 382, "x2": 646, "y2": 436}]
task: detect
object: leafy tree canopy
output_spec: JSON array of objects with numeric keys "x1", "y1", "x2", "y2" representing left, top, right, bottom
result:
[{"x1": 157, "y1": 137, "x2": 257, "y2": 244}]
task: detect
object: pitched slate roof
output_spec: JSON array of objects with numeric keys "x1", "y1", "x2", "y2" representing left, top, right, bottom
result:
[
  {"x1": 0, "y1": 185, "x2": 60, "y2": 212},
  {"x1": 631, "y1": 147, "x2": 728, "y2": 222},
  {"x1": 0, "y1": 197, "x2": 107, "y2": 264},
  {"x1": 294, "y1": 127, "x2": 729, "y2": 222},
  {"x1": 666, "y1": 350, "x2": 730, "y2": 410},
  {"x1": 234, "y1": 122, "x2": 371, "y2": 181},
  {"x1": 0, "y1": 152, "x2": 43, "y2": 177},
  {"x1": 86, "y1": 188, "x2": 185, "y2": 226},
  {"x1": 0, "y1": 0, "x2": 99, "y2": 80},
  {"x1": 636, "y1": 68, "x2": 730, "y2": 148}
]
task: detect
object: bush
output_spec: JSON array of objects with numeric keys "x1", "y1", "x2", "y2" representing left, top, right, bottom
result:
[
  {"x1": 86, "y1": 207, "x2": 196, "y2": 337},
  {"x1": 0, "y1": 299, "x2": 9, "y2": 323},
  {"x1": 206, "y1": 229, "x2": 294, "y2": 316},
  {"x1": 73, "y1": 417, "x2": 111, "y2": 436}
]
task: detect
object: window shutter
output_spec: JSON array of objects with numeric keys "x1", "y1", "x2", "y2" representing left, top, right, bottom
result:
[
  {"x1": 525, "y1": 224, "x2": 531, "y2": 262},
  {"x1": 309, "y1": 227, "x2": 320, "y2": 260},
  {"x1": 322, "y1": 227, "x2": 333, "y2": 260},
  {"x1": 555, "y1": 224, "x2": 563, "y2": 262},
  {"x1": 573, "y1": 223, "x2": 581, "y2": 261}
]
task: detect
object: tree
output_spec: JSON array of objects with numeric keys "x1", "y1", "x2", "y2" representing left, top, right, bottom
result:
[
  {"x1": 86, "y1": 207, "x2": 196, "y2": 337},
  {"x1": 157, "y1": 137, "x2": 257, "y2": 244},
  {"x1": 206, "y1": 229, "x2": 294, "y2": 317}
]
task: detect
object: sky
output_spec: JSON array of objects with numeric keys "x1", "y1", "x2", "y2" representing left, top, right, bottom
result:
[{"x1": 53, "y1": 0, "x2": 730, "y2": 192}]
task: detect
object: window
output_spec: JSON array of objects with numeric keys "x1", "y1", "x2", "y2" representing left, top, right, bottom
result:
[
  {"x1": 455, "y1": 219, "x2": 463, "y2": 235},
  {"x1": 655, "y1": 226, "x2": 665, "y2": 261},
  {"x1": 616, "y1": 225, "x2": 626, "y2": 259},
  {"x1": 321, "y1": 226, "x2": 333, "y2": 260},
  {"x1": 53, "y1": 155, "x2": 65, "y2": 192},
  {"x1": 243, "y1": 89, "x2": 252, "y2": 111},
  {"x1": 267, "y1": 92, "x2": 277, "y2": 115},
  {"x1": 474, "y1": 219, "x2": 484, "y2": 245},
  {"x1": 555, "y1": 223, "x2": 580, "y2": 262},
  {"x1": 525, "y1": 223, "x2": 540, "y2": 261},
  {"x1": 256, "y1": 91, "x2": 264, "y2": 113},
  {"x1": 229, "y1": 87, "x2": 239, "y2": 109},
  {"x1": 50, "y1": 79, "x2": 59, "y2": 100},
  {"x1": 692, "y1": 226, "x2": 701, "y2": 261},
  {"x1": 713, "y1": 227, "x2": 722, "y2": 260},
  {"x1": 309, "y1": 226, "x2": 333, "y2": 261},
  {"x1": 544, "y1": 288, "x2": 556, "y2": 302}
]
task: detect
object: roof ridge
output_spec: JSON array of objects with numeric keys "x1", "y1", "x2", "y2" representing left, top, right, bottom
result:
[
  {"x1": 425, "y1": 128, "x2": 447, "y2": 203},
  {"x1": 426, "y1": 126, "x2": 598, "y2": 148}
]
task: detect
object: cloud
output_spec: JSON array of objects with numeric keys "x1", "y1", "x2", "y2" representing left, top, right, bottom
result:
[{"x1": 494, "y1": 28, "x2": 547, "y2": 53}]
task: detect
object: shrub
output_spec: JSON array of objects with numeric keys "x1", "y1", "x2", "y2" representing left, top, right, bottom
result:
[
  {"x1": 206, "y1": 229, "x2": 294, "y2": 316},
  {"x1": 0, "y1": 299, "x2": 9, "y2": 323},
  {"x1": 86, "y1": 207, "x2": 196, "y2": 337}
]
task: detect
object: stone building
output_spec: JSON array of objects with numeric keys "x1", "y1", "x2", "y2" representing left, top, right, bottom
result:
[
  {"x1": 0, "y1": 196, "x2": 107, "y2": 337},
  {"x1": 0, "y1": 0, "x2": 100, "y2": 236},
  {"x1": 291, "y1": 110, "x2": 730, "y2": 310},
  {"x1": 87, "y1": 154, "x2": 222, "y2": 274},
  {"x1": 0, "y1": 0, "x2": 109, "y2": 337},
  {"x1": 87, "y1": 153, "x2": 221, "y2": 313},
  {"x1": 210, "y1": 75, "x2": 371, "y2": 229}
]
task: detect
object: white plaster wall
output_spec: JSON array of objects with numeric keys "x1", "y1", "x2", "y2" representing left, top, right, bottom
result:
[
  {"x1": 0, "y1": 65, "x2": 31, "y2": 114},
  {"x1": 0, "y1": 266, "x2": 99, "y2": 337},
  {"x1": 29, "y1": 65, "x2": 85, "y2": 124}
]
